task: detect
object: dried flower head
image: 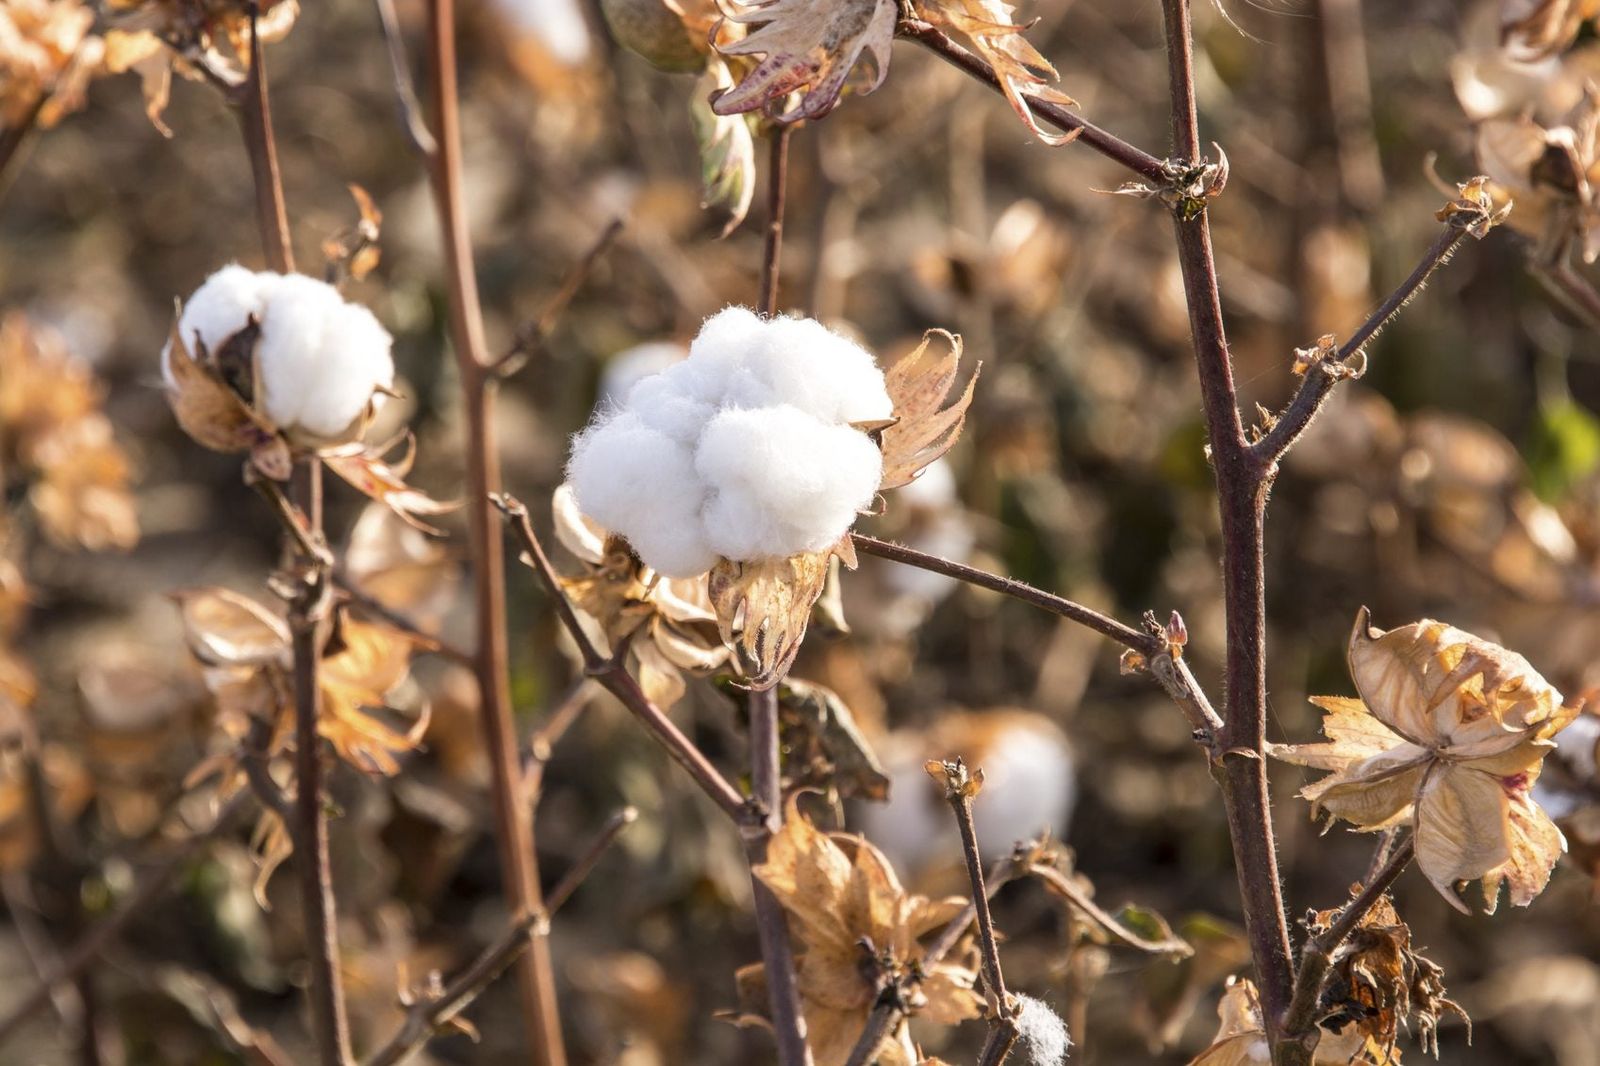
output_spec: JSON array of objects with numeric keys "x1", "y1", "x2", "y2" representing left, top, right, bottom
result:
[
  {"x1": 736, "y1": 797, "x2": 981, "y2": 1065},
  {"x1": 0, "y1": 0, "x2": 103, "y2": 128},
  {"x1": 1272, "y1": 608, "x2": 1578, "y2": 913}
]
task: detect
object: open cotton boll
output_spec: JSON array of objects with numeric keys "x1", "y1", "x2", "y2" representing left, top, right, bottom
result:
[
  {"x1": 172, "y1": 266, "x2": 394, "y2": 442},
  {"x1": 1013, "y1": 995, "x2": 1071, "y2": 1065},
  {"x1": 566, "y1": 306, "x2": 892, "y2": 577}
]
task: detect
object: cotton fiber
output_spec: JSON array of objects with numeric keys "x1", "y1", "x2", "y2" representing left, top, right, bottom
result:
[
  {"x1": 169, "y1": 266, "x2": 395, "y2": 441},
  {"x1": 1013, "y1": 994, "x2": 1071, "y2": 1065},
  {"x1": 567, "y1": 307, "x2": 892, "y2": 577}
]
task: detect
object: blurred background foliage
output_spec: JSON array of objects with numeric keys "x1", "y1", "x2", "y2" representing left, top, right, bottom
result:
[{"x1": 3, "y1": 0, "x2": 1600, "y2": 1062}]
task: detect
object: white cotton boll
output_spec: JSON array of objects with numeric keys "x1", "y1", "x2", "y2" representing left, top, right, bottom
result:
[
  {"x1": 169, "y1": 264, "x2": 270, "y2": 386},
  {"x1": 255, "y1": 273, "x2": 345, "y2": 432},
  {"x1": 294, "y1": 303, "x2": 396, "y2": 438},
  {"x1": 738, "y1": 315, "x2": 893, "y2": 424},
  {"x1": 696, "y1": 406, "x2": 882, "y2": 558},
  {"x1": 626, "y1": 372, "x2": 715, "y2": 446},
  {"x1": 681, "y1": 306, "x2": 767, "y2": 402},
  {"x1": 567, "y1": 413, "x2": 717, "y2": 578},
  {"x1": 1013, "y1": 994, "x2": 1071, "y2": 1065}
]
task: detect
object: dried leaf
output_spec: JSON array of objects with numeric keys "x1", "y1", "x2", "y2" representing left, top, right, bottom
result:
[
  {"x1": 692, "y1": 59, "x2": 757, "y2": 236},
  {"x1": 712, "y1": 0, "x2": 896, "y2": 122},
  {"x1": 775, "y1": 676, "x2": 891, "y2": 800},
  {"x1": 321, "y1": 435, "x2": 458, "y2": 534},
  {"x1": 319, "y1": 619, "x2": 427, "y2": 776},
  {"x1": 879, "y1": 331, "x2": 978, "y2": 492},
  {"x1": 172, "y1": 587, "x2": 291, "y2": 669},
  {"x1": 914, "y1": 0, "x2": 1080, "y2": 145},
  {"x1": 163, "y1": 314, "x2": 279, "y2": 462},
  {"x1": 321, "y1": 183, "x2": 383, "y2": 282}
]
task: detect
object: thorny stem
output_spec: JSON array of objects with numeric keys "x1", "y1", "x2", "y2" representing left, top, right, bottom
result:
[
  {"x1": 363, "y1": 809, "x2": 637, "y2": 1066},
  {"x1": 495, "y1": 495, "x2": 750, "y2": 820},
  {"x1": 850, "y1": 534, "x2": 1225, "y2": 742},
  {"x1": 1280, "y1": 838, "x2": 1415, "y2": 1053},
  {"x1": 1254, "y1": 226, "x2": 1469, "y2": 462},
  {"x1": 422, "y1": 0, "x2": 565, "y2": 1059},
  {"x1": 899, "y1": 20, "x2": 1168, "y2": 186},
  {"x1": 0, "y1": 797, "x2": 249, "y2": 1047},
  {"x1": 1158, "y1": 0, "x2": 1297, "y2": 1055}
]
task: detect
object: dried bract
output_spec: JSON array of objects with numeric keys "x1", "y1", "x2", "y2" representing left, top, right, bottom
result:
[
  {"x1": 712, "y1": 0, "x2": 896, "y2": 122},
  {"x1": 0, "y1": 0, "x2": 103, "y2": 128},
  {"x1": 1272, "y1": 608, "x2": 1578, "y2": 912}
]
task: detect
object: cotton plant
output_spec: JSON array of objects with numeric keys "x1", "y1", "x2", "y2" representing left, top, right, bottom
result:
[
  {"x1": 563, "y1": 306, "x2": 975, "y2": 687},
  {"x1": 163, "y1": 264, "x2": 451, "y2": 530}
]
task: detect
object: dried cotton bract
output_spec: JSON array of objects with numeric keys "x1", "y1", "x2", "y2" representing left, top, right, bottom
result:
[
  {"x1": 568, "y1": 307, "x2": 891, "y2": 578},
  {"x1": 1272, "y1": 608, "x2": 1578, "y2": 914}
]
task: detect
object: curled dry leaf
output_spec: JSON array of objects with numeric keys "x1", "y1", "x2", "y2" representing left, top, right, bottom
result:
[
  {"x1": 321, "y1": 435, "x2": 458, "y2": 535},
  {"x1": 321, "y1": 183, "x2": 383, "y2": 283},
  {"x1": 1310, "y1": 893, "x2": 1468, "y2": 1058},
  {"x1": 1500, "y1": 0, "x2": 1600, "y2": 60},
  {"x1": 0, "y1": 0, "x2": 103, "y2": 129},
  {"x1": 773, "y1": 676, "x2": 891, "y2": 801},
  {"x1": 1271, "y1": 608, "x2": 1578, "y2": 913},
  {"x1": 878, "y1": 330, "x2": 978, "y2": 493},
  {"x1": 711, "y1": 0, "x2": 896, "y2": 122},
  {"x1": 165, "y1": 314, "x2": 291, "y2": 480},
  {"x1": 913, "y1": 0, "x2": 1079, "y2": 145},
  {"x1": 744, "y1": 796, "x2": 981, "y2": 1066}
]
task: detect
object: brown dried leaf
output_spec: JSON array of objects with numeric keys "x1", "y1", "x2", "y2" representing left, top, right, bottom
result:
[
  {"x1": 879, "y1": 330, "x2": 978, "y2": 492},
  {"x1": 164, "y1": 314, "x2": 280, "y2": 461},
  {"x1": 775, "y1": 676, "x2": 891, "y2": 800},
  {"x1": 712, "y1": 0, "x2": 896, "y2": 122},
  {"x1": 343, "y1": 502, "x2": 460, "y2": 625},
  {"x1": 914, "y1": 0, "x2": 1080, "y2": 146},
  {"x1": 319, "y1": 619, "x2": 427, "y2": 776},
  {"x1": 708, "y1": 547, "x2": 834, "y2": 688},
  {"x1": 172, "y1": 587, "x2": 291, "y2": 668},
  {"x1": 1502, "y1": 0, "x2": 1600, "y2": 59},
  {"x1": 322, "y1": 183, "x2": 383, "y2": 282},
  {"x1": 321, "y1": 435, "x2": 458, "y2": 535}
]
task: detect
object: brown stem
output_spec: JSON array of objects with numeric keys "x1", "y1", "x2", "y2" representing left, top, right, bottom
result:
[
  {"x1": 524, "y1": 677, "x2": 594, "y2": 802},
  {"x1": 930, "y1": 762, "x2": 1010, "y2": 1020},
  {"x1": 850, "y1": 534, "x2": 1225, "y2": 742},
  {"x1": 1254, "y1": 226, "x2": 1468, "y2": 462},
  {"x1": 841, "y1": 1003, "x2": 900, "y2": 1066},
  {"x1": 899, "y1": 20, "x2": 1168, "y2": 185},
  {"x1": 363, "y1": 809, "x2": 636, "y2": 1066},
  {"x1": 1280, "y1": 838, "x2": 1414, "y2": 1053},
  {"x1": 0, "y1": 90, "x2": 47, "y2": 207},
  {"x1": 235, "y1": 5, "x2": 294, "y2": 275},
  {"x1": 422, "y1": 1, "x2": 565, "y2": 1059},
  {"x1": 759, "y1": 125, "x2": 792, "y2": 317},
  {"x1": 498, "y1": 219, "x2": 625, "y2": 375},
  {"x1": 496, "y1": 496, "x2": 750, "y2": 820},
  {"x1": 371, "y1": 0, "x2": 438, "y2": 159},
  {"x1": 0, "y1": 797, "x2": 248, "y2": 1048},
  {"x1": 1158, "y1": 0, "x2": 1296, "y2": 1052}
]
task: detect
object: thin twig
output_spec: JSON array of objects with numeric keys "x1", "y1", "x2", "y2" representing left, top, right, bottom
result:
[
  {"x1": 1254, "y1": 226, "x2": 1469, "y2": 462},
  {"x1": 523, "y1": 676, "x2": 594, "y2": 801},
  {"x1": 497, "y1": 218, "x2": 625, "y2": 374},
  {"x1": 759, "y1": 125, "x2": 793, "y2": 317},
  {"x1": 1280, "y1": 838, "x2": 1414, "y2": 1050},
  {"x1": 927, "y1": 760, "x2": 1011, "y2": 1022},
  {"x1": 423, "y1": 0, "x2": 565, "y2": 1056},
  {"x1": 850, "y1": 533, "x2": 1225, "y2": 742},
  {"x1": 1025, "y1": 863, "x2": 1193, "y2": 957},
  {"x1": 363, "y1": 808, "x2": 636, "y2": 1066},
  {"x1": 0, "y1": 90, "x2": 48, "y2": 207},
  {"x1": 841, "y1": 1003, "x2": 900, "y2": 1066},
  {"x1": 371, "y1": 0, "x2": 438, "y2": 158},
  {"x1": 234, "y1": 5, "x2": 294, "y2": 275},
  {"x1": 0, "y1": 796, "x2": 249, "y2": 1047},
  {"x1": 495, "y1": 495, "x2": 750, "y2": 821},
  {"x1": 899, "y1": 20, "x2": 1168, "y2": 185},
  {"x1": 1531, "y1": 258, "x2": 1600, "y2": 333}
]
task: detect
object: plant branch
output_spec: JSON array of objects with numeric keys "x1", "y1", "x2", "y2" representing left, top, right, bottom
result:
[
  {"x1": 495, "y1": 495, "x2": 751, "y2": 821},
  {"x1": 363, "y1": 808, "x2": 636, "y2": 1066},
  {"x1": 1158, "y1": 1, "x2": 1296, "y2": 1052},
  {"x1": 1280, "y1": 838, "x2": 1414, "y2": 1050},
  {"x1": 423, "y1": 0, "x2": 565, "y2": 1057},
  {"x1": 1024, "y1": 862, "x2": 1193, "y2": 957},
  {"x1": 0, "y1": 796, "x2": 249, "y2": 1048},
  {"x1": 850, "y1": 533, "x2": 1225, "y2": 742},
  {"x1": 899, "y1": 20, "x2": 1168, "y2": 185},
  {"x1": 371, "y1": 0, "x2": 438, "y2": 159},
  {"x1": 524, "y1": 676, "x2": 594, "y2": 802},
  {"x1": 1254, "y1": 226, "x2": 1468, "y2": 463},
  {"x1": 234, "y1": 5, "x2": 294, "y2": 275},
  {"x1": 497, "y1": 218, "x2": 625, "y2": 375},
  {"x1": 928, "y1": 760, "x2": 1011, "y2": 1027},
  {"x1": 759, "y1": 125, "x2": 793, "y2": 317}
]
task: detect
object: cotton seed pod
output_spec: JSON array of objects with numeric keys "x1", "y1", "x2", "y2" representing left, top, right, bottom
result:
[
  {"x1": 598, "y1": 0, "x2": 704, "y2": 72},
  {"x1": 164, "y1": 266, "x2": 395, "y2": 461}
]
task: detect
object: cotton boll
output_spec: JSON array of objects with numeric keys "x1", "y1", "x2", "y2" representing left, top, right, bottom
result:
[
  {"x1": 740, "y1": 315, "x2": 892, "y2": 424},
  {"x1": 293, "y1": 303, "x2": 395, "y2": 438},
  {"x1": 626, "y1": 372, "x2": 715, "y2": 446},
  {"x1": 1013, "y1": 995, "x2": 1071, "y2": 1065},
  {"x1": 599, "y1": 342, "x2": 685, "y2": 408},
  {"x1": 170, "y1": 264, "x2": 270, "y2": 386},
  {"x1": 695, "y1": 406, "x2": 882, "y2": 559},
  {"x1": 254, "y1": 276, "x2": 341, "y2": 431},
  {"x1": 567, "y1": 413, "x2": 717, "y2": 578},
  {"x1": 681, "y1": 306, "x2": 767, "y2": 403}
]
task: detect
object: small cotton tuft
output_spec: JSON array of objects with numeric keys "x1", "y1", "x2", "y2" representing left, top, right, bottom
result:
[
  {"x1": 171, "y1": 266, "x2": 395, "y2": 440},
  {"x1": 567, "y1": 308, "x2": 891, "y2": 577},
  {"x1": 1013, "y1": 994, "x2": 1071, "y2": 1066}
]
